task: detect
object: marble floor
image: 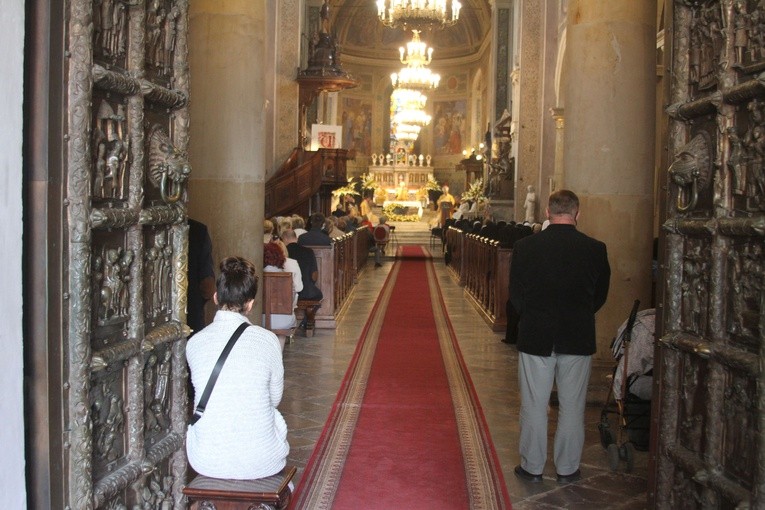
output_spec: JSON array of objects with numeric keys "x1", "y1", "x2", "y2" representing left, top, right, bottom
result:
[{"x1": 280, "y1": 222, "x2": 650, "y2": 509}]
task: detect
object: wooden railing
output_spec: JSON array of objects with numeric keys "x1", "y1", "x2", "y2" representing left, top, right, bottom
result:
[
  {"x1": 300, "y1": 229, "x2": 368, "y2": 329},
  {"x1": 265, "y1": 147, "x2": 350, "y2": 218},
  {"x1": 445, "y1": 227, "x2": 511, "y2": 332}
]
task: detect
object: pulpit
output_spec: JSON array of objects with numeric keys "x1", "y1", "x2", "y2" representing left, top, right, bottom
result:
[{"x1": 456, "y1": 156, "x2": 484, "y2": 191}]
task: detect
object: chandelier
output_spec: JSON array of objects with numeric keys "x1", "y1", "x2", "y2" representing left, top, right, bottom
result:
[
  {"x1": 390, "y1": 30, "x2": 440, "y2": 90},
  {"x1": 391, "y1": 88, "x2": 431, "y2": 127},
  {"x1": 391, "y1": 88, "x2": 427, "y2": 111},
  {"x1": 393, "y1": 107, "x2": 432, "y2": 126},
  {"x1": 377, "y1": 0, "x2": 462, "y2": 30},
  {"x1": 394, "y1": 123, "x2": 422, "y2": 141}
]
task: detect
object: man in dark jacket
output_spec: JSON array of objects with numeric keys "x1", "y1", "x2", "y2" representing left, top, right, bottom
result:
[
  {"x1": 510, "y1": 189, "x2": 610, "y2": 485},
  {"x1": 282, "y1": 229, "x2": 323, "y2": 301},
  {"x1": 298, "y1": 212, "x2": 331, "y2": 247}
]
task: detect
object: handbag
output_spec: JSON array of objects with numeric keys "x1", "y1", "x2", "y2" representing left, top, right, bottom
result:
[{"x1": 190, "y1": 322, "x2": 250, "y2": 425}]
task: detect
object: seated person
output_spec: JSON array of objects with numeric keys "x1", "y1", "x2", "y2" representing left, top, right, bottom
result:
[
  {"x1": 453, "y1": 199, "x2": 470, "y2": 220},
  {"x1": 263, "y1": 219, "x2": 276, "y2": 244},
  {"x1": 291, "y1": 215, "x2": 307, "y2": 237},
  {"x1": 332, "y1": 202, "x2": 345, "y2": 218},
  {"x1": 281, "y1": 229, "x2": 323, "y2": 302},
  {"x1": 298, "y1": 212, "x2": 331, "y2": 246},
  {"x1": 325, "y1": 215, "x2": 345, "y2": 239},
  {"x1": 186, "y1": 256, "x2": 289, "y2": 480},
  {"x1": 262, "y1": 242, "x2": 302, "y2": 336}
]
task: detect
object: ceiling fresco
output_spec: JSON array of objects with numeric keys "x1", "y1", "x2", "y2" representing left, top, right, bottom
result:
[{"x1": 329, "y1": 0, "x2": 493, "y2": 61}]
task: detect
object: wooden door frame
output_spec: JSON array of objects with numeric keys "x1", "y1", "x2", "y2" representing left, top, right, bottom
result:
[{"x1": 23, "y1": 0, "x2": 67, "y2": 507}]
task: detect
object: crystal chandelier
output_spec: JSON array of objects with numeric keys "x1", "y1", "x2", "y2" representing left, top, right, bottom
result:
[
  {"x1": 393, "y1": 107, "x2": 432, "y2": 126},
  {"x1": 391, "y1": 88, "x2": 431, "y2": 127},
  {"x1": 390, "y1": 30, "x2": 440, "y2": 91},
  {"x1": 377, "y1": 0, "x2": 462, "y2": 30},
  {"x1": 391, "y1": 88, "x2": 427, "y2": 112},
  {"x1": 394, "y1": 123, "x2": 422, "y2": 141}
]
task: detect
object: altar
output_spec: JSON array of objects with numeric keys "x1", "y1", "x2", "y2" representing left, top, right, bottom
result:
[
  {"x1": 383, "y1": 200, "x2": 424, "y2": 218},
  {"x1": 367, "y1": 152, "x2": 433, "y2": 192}
]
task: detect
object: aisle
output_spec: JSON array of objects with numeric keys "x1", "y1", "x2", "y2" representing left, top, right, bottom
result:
[{"x1": 289, "y1": 246, "x2": 510, "y2": 509}]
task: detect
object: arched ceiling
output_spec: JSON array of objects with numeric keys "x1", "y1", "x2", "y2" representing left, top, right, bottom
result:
[{"x1": 330, "y1": 0, "x2": 492, "y2": 62}]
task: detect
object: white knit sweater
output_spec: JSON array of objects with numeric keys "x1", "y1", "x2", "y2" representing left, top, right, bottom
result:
[{"x1": 186, "y1": 310, "x2": 289, "y2": 479}]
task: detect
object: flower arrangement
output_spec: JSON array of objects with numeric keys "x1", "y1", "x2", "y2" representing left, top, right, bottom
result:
[
  {"x1": 461, "y1": 178, "x2": 489, "y2": 205},
  {"x1": 332, "y1": 177, "x2": 359, "y2": 199},
  {"x1": 382, "y1": 203, "x2": 419, "y2": 222},
  {"x1": 424, "y1": 176, "x2": 441, "y2": 191},
  {"x1": 359, "y1": 172, "x2": 377, "y2": 192}
]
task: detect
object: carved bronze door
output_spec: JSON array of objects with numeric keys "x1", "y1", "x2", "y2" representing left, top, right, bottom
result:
[
  {"x1": 656, "y1": 0, "x2": 764, "y2": 507},
  {"x1": 30, "y1": 0, "x2": 192, "y2": 508}
]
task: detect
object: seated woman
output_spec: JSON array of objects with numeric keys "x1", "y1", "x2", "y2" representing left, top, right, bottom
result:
[
  {"x1": 186, "y1": 256, "x2": 289, "y2": 480},
  {"x1": 263, "y1": 242, "x2": 300, "y2": 334}
]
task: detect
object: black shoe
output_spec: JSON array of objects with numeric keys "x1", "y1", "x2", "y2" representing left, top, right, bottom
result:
[
  {"x1": 514, "y1": 465, "x2": 542, "y2": 483},
  {"x1": 556, "y1": 469, "x2": 581, "y2": 484},
  {"x1": 374, "y1": 262, "x2": 382, "y2": 268}
]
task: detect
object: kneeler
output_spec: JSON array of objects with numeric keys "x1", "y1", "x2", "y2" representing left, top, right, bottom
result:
[{"x1": 183, "y1": 465, "x2": 296, "y2": 510}]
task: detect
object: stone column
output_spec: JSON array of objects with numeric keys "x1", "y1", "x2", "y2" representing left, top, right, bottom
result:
[
  {"x1": 550, "y1": 107, "x2": 564, "y2": 192},
  {"x1": 563, "y1": 0, "x2": 656, "y2": 358},
  {"x1": 187, "y1": 1, "x2": 266, "y2": 301},
  {"x1": 515, "y1": 0, "x2": 543, "y2": 220}
]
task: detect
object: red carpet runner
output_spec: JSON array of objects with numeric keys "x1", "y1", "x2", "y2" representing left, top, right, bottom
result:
[{"x1": 290, "y1": 246, "x2": 511, "y2": 509}]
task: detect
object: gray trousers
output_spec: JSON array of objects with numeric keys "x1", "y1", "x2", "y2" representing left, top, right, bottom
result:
[{"x1": 518, "y1": 351, "x2": 592, "y2": 476}]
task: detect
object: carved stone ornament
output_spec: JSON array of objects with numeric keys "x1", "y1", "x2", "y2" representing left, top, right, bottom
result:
[{"x1": 669, "y1": 132, "x2": 712, "y2": 212}]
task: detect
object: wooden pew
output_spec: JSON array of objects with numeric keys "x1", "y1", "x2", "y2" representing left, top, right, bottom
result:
[
  {"x1": 292, "y1": 229, "x2": 372, "y2": 332},
  {"x1": 445, "y1": 226, "x2": 465, "y2": 284},
  {"x1": 262, "y1": 272, "x2": 296, "y2": 341},
  {"x1": 446, "y1": 227, "x2": 511, "y2": 332}
]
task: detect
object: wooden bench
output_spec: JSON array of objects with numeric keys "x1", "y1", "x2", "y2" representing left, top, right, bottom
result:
[
  {"x1": 295, "y1": 299, "x2": 322, "y2": 337},
  {"x1": 183, "y1": 465, "x2": 297, "y2": 510},
  {"x1": 262, "y1": 272, "x2": 296, "y2": 343}
]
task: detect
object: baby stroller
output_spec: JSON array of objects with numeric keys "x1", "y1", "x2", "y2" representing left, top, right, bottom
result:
[{"x1": 598, "y1": 300, "x2": 655, "y2": 472}]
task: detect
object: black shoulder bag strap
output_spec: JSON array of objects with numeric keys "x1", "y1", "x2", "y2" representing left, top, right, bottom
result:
[{"x1": 190, "y1": 322, "x2": 250, "y2": 425}]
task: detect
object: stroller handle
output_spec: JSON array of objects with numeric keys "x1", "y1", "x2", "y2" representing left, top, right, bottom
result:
[{"x1": 624, "y1": 300, "x2": 640, "y2": 344}]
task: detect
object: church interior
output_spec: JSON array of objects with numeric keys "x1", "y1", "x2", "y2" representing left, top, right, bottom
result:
[{"x1": 1, "y1": 0, "x2": 763, "y2": 508}]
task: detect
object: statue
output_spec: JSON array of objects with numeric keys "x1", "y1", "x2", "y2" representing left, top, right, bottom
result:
[
  {"x1": 320, "y1": 0, "x2": 330, "y2": 35},
  {"x1": 524, "y1": 185, "x2": 537, "y2": 223}
]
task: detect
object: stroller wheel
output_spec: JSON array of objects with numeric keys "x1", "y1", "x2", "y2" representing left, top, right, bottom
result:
[
  {"x1": 607, "y1": 443, "x2": 620, "y2": 471},
  {"x1": 623, "y1": 442, "x2": 635, "y2": 473},
  {"x1": 598, "y1": 421, "x2": 614, "y2": 449}
]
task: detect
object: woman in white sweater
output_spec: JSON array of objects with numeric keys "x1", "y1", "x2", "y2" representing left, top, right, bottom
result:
[{"x1": 186, "y1": 256, "x2": 289, "y2": 479}]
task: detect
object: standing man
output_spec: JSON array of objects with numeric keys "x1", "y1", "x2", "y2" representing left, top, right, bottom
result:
[
  {"x1": 186, "y1": 218, "x2": 215, "y2": 336},
  {"x1": 436, "y1": 184, "x2": 455, "y2": 227},
  {"x1": 510, "y1": 190, "x2": 610, "y2": 484}
]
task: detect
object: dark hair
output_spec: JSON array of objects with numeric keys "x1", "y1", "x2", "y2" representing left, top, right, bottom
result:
[
  {"x1": 216, "y1": 256, "x2": 258, "y2": 313},
  {"x1": 548, "y1": 189, "x2": 579, "y2": 216},
  {"x1": 309, "y1": 212, "x2": 325, "y2": 229},
  {"x1": 263, "y1": 242, "x2": 285, "y2": 269}
]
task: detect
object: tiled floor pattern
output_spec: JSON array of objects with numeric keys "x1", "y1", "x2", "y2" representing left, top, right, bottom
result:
[{"x1": 281, "y1": 222, "x2": 649, "y2": 509}]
